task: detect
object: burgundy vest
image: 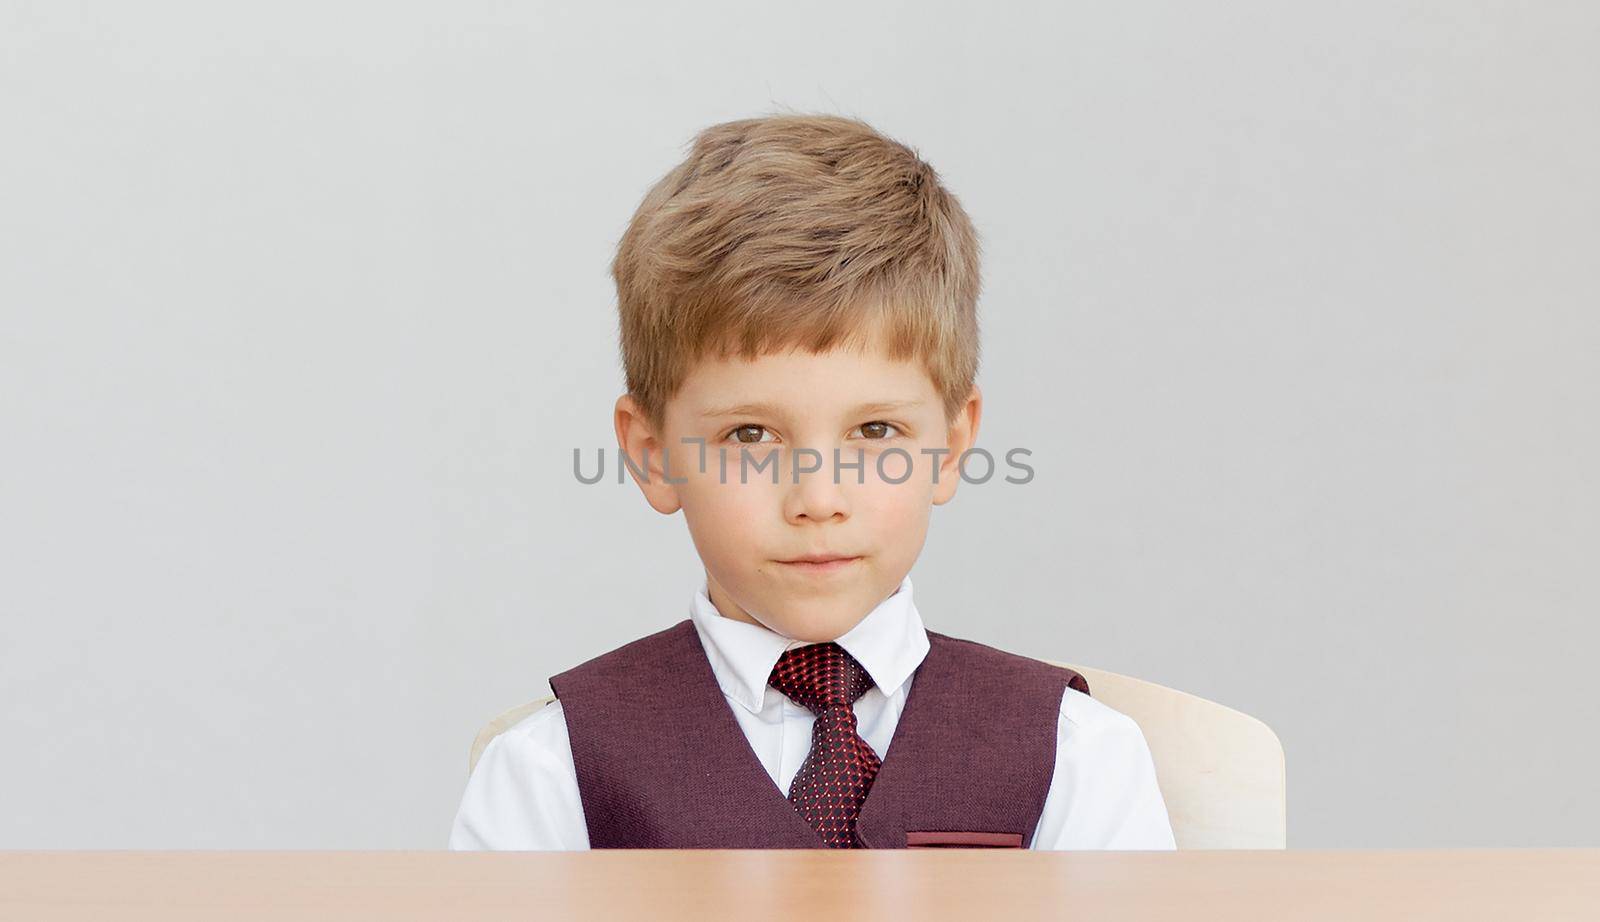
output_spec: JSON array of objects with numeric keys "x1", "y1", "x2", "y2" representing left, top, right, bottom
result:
[{"x1": 548, "y1": 620, "x2": 1089, "y2": 849}]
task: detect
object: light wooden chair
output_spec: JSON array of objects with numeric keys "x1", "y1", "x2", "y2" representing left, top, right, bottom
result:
[
  {"x1": 468, "y1": 661, "x2": 1285, "y2": 849},
  {"x1": 1051, "y1": 661, "x2": 1286, "y2": 849}
]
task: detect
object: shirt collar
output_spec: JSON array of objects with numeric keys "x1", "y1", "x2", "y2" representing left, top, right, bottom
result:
[{"x1": 687, "y1": 573, "x2": 931, "y2": 714}]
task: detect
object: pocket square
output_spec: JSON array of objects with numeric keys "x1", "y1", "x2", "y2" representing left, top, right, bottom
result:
[{"x1": 905, "y1": 831, "x2": 1025, "y2": 848}]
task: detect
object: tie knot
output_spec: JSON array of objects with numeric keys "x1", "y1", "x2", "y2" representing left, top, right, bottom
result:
[{"x1": 768, "y1": 641, "x2": 875, "y2": 712}]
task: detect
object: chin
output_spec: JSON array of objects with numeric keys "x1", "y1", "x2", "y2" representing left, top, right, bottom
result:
[{"x1": 772, "y1": 605, "x2": 865, "y2": 643}]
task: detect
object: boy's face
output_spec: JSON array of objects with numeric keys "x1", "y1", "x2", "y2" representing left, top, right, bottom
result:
[{"x1": 615, "y1": 335, "x2": 981, "y2": 643}]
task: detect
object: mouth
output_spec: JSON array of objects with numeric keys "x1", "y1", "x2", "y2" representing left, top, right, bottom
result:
[{"x1": 774, "y1": 554, "x2": 862, "y2": 574}]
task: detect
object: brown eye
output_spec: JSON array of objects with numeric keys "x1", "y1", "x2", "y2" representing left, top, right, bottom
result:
[
  {"x1": 857, "y1": 421, "x2": 899, "y2": 439},
  {"x1": 729, "y1": 425, "x2": 772, "y2": 444}
]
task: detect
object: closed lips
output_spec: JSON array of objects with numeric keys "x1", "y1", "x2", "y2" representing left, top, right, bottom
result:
[
  {"x1": 775, "y1": 556, "x2": 862, "y2": 574},
  {"x1": 780, "y1": 555, "x2": 858, "y2": 564}
]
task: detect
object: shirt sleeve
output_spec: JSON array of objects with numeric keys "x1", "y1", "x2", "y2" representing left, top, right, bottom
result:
[
  {"x1": 1029, "y1": 686, "x2": 1178, "y2": 850},
  {"x1": 447, "y1": 700, "x2": 592, "y2": 850}
]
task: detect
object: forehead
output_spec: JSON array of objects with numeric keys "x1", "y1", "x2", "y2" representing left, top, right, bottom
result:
[{"x1": 670, "y1": 343, "x2": 939, "y2": 417}]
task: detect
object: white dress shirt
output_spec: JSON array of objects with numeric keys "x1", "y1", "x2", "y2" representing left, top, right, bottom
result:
[{"x1": 449, "y1": 575, "x2": 1176, "y2": 850}]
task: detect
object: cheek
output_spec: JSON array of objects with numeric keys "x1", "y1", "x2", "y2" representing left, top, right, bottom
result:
[
  {"x1": 679, "y1": 478, "x2": 774, "y2": 554},
  {"x1": 852, "y1": 475, "x2": 934, "y2": 535}
]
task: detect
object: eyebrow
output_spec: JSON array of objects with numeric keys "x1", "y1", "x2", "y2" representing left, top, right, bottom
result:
[{"x1": 698, "y1": 399, "x2": 923, "y2": 419}]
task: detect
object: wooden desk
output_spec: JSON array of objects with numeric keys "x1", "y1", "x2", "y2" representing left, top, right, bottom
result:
[{"x1": 2, "y1": 850, "x2": 1596, "y2": 920}]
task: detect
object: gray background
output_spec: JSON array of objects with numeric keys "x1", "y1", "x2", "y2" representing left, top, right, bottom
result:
[{"x1": 2, "y1": 1, "x2": 1595, "y2": 849}]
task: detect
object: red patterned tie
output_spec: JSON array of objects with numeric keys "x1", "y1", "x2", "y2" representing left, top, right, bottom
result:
[{"x1": 768, "y1": 641, "x2": 881, "y2": 848}]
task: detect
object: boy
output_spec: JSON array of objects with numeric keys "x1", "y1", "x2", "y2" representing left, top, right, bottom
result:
[{"x1": 449, "y1": 113, "x2": 1175, "y2": 850}]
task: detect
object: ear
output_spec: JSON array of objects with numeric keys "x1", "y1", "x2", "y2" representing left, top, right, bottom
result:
[
  {"x1": 932, "y1": 385, "x2": 982, "y2": 506},
  {"x1": 614, "y1": 394, "x2": 684, "y2": 515}
]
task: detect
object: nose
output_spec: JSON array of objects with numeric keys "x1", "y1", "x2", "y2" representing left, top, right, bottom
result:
[{"x1": 782, "y1": 449, "x2": 850, "y2": 524}]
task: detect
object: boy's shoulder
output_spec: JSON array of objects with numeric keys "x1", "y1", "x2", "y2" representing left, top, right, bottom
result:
[
  {"x1": 928, "y1": 631, "x2": 1150, "y2": 741},
  {"x1": 549, "y1": 619, "x2": 699, "y2": 691},
  {"x1": 925, "y1": 629, "x2": 1091, "y2": 695}
]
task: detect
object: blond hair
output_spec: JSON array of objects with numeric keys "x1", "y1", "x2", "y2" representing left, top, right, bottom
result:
[{"x1": 611, "y1": 113, "x2": 982, "y2": 428}]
